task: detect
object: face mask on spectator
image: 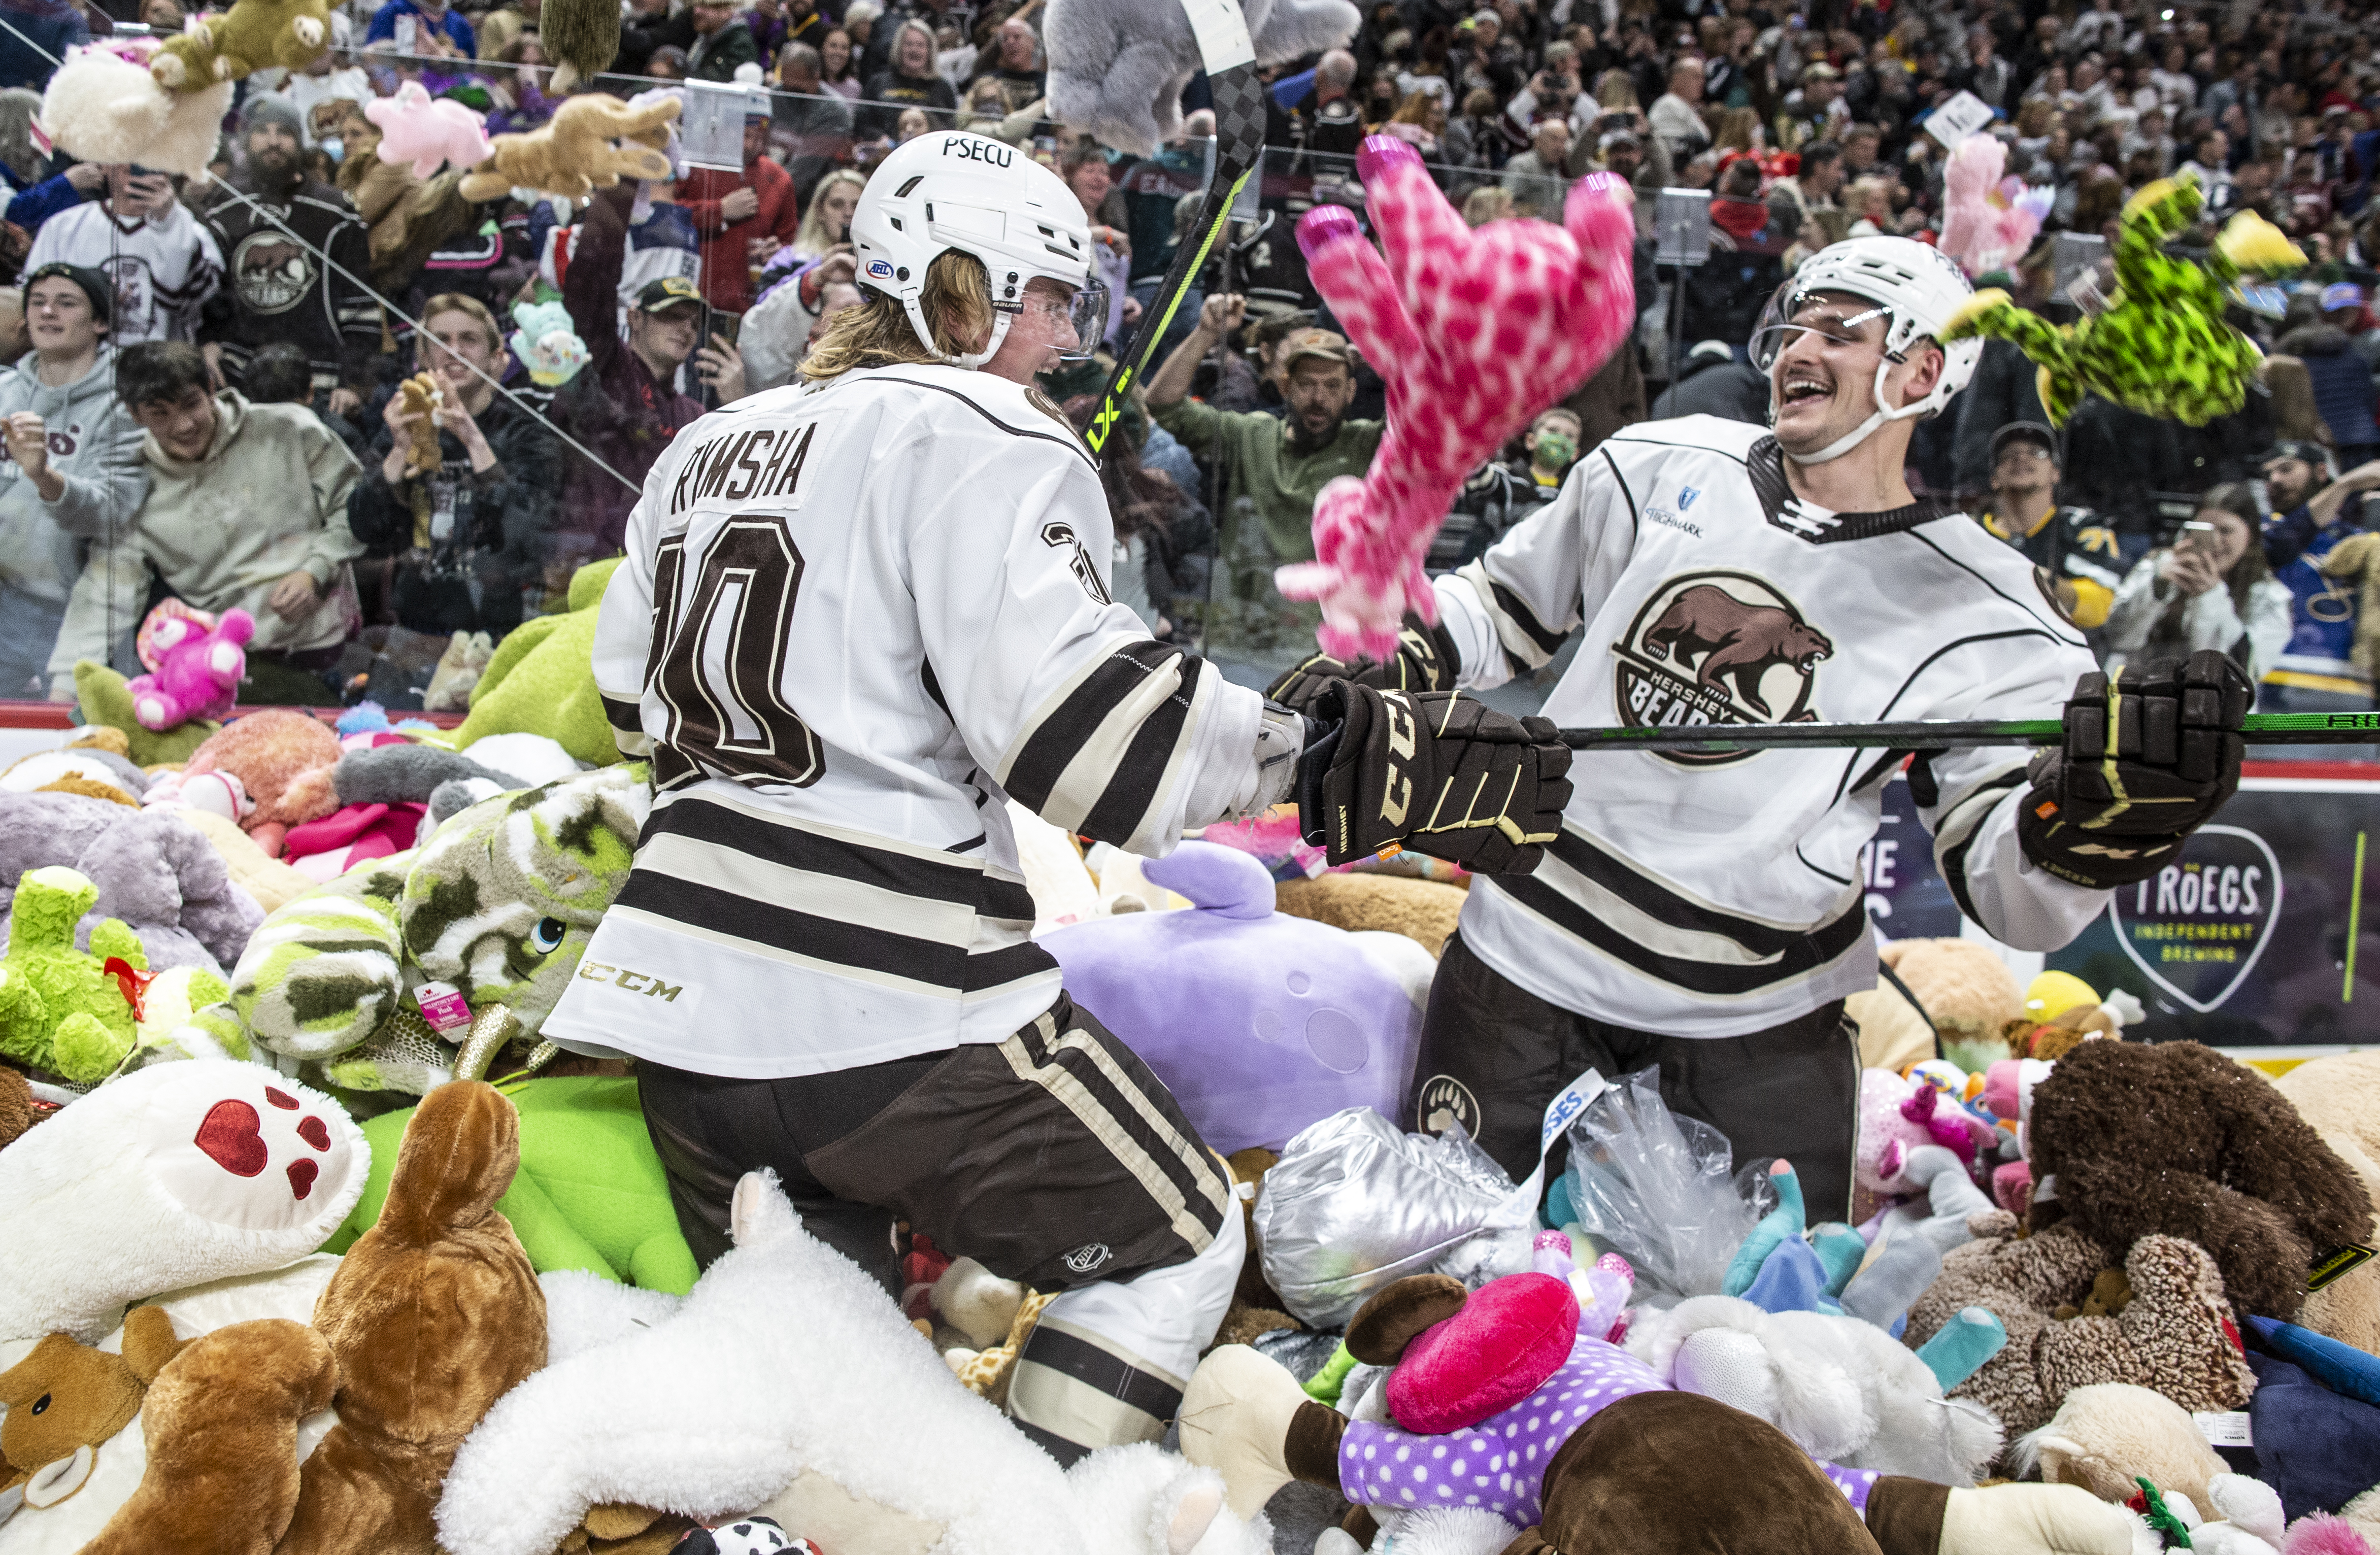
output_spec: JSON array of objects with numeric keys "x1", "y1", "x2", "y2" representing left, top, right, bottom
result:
[{"x1": 320, "y1": 138, "x2": 345, "y2": 164}]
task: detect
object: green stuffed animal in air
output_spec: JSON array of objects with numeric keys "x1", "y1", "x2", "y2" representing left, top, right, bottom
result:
[
  {"x1": 0, "y1": 866, "x2": 146, "y2": 1083},
  {"x1": 1938, "y1": 174, "x2": 2305, "y2": 427}
]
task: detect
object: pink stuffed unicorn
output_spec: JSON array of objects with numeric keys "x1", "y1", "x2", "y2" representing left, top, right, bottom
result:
[
  {"x1": 126, "y1": 604, "x2": 254, "y2": 730},
  {"x1": 366, "y1": 80, "x2": 493, "y2": 179},
  {"x1": 1935, "y1": 134, "x2": 2052, "y2": 280},
  {"x1": 1856, "y1": 1067, "x2": 2001, "y2": 1198},
  {"x1": 1275, "y1": 136, "x2": 1636, "y2": 660}
]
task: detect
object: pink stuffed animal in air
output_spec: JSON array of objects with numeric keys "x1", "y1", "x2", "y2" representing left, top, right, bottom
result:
[
  {"x1": 1275, "y1": 136, "x2": 1636, "y2": 660},
  {"x1": 126, "y1": 605, "x2": 254, "y2": 730},
  {"x1": 366, "y1": 80, "x2": 493, "y2": 179},
  {"x1": 1936, "y1": 134, "x2": 2052, "y2": 280}
]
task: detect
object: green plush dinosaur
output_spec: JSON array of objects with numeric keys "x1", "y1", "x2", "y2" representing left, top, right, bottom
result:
[
  {"x1": 206, "y1": 763, "x2": 650, "y2": 1094},
  {"x1": 0, "y1": 866, "x2": 146, "y2": 1083},
  {"x1": 323, "y1": 1074, "x2": 698, "y2": 1294},
  {"x1": 454, "y1": 556, "x2": 626, "y2": 767},
  {"x1": 1939, "y1": 174, "x2": 2305, "y2": 427},
  {"x1": 73, "y1": 661, "x2": 219, "y2": 767}
]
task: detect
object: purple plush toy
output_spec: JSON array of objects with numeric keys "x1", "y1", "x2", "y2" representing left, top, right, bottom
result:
[
  {"x1": 1039, "y1": 841, "x2": 1435, "y2": 1154},
  {"x1": 126, "y1": 605, "x2": 253, "y2": 731}
]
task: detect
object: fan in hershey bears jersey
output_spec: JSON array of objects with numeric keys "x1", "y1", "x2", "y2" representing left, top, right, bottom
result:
[
  {"x1": 540, "y1": 129, "x2": 1571, "y2": 1463},
  {"x1": 1271, "y1": 236, "x2": 2252, "y2": 1222}
]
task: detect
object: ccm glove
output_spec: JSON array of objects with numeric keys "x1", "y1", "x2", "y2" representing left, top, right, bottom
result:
[
  {"x1": 1295, "y1": 681, "x2": 1572, "y2": 874},
  {"x1": 1266, "y1": 614, "x2": 1461, "y2": 714},
  {"x1": 2016, "y1": 650, "x2": 2249, "y2": 889}
]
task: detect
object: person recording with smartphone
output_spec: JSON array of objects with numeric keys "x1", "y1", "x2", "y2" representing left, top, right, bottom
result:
[
  {"x1": 2103, "y1": 484, "x2": 2293, "y2": 682},
  {"x1": 23, "y1": 164, "x2": 221, "y2": 346}
]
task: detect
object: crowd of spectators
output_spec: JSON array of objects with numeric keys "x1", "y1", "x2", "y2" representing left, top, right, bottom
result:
[{"x1": 0, "y1": 0, "x2": 2368, "y2": 735}]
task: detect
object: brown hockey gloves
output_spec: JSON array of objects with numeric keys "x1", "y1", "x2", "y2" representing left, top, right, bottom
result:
[
  {"x1": 1294, "y1": 681, "x2": 1571, "y2": 874},
  {"x1": 2016, "y1": 650, "x2": 2250, "y2": 890},
  {"x1": 1265, "y1": 614, "x2": 1461, "y2": 713}
]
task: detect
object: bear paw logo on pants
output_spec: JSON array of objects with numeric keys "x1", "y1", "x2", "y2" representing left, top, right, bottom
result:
[{"x1": 1611, "y1": 571, "x2": 1833, "y2": 766}]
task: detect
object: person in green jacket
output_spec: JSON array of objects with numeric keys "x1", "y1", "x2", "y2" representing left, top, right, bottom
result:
[{"x1": 1145, "y1": 292, "x2": 1383, "y2": 681}]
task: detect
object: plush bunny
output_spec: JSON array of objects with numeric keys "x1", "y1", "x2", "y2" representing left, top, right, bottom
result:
[
  {"x1": 365, "y1": 81, "x2": 493, "y2": 178},
  {"x1": 1276, "y1": 138, "x2": 1636, "y2": 659},
  {"x1": 125, "y1": 605, "x2": 254, "y2": 732}
]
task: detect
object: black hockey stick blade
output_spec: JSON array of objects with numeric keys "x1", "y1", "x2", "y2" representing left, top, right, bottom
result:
[
  {"x1": 1556, "y1": 712, "x2": 2380, "y2": 753},
  {"x1": 1085, "y1": 57, "x2": 1265, "y2": 460}
]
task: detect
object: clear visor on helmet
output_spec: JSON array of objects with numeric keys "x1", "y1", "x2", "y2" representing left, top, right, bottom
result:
[
  {"x1": 1007, "y1": 281, "x2": 1110, "y2": 361},
  {"x1": 1747, "y1": 280, "x2": 1895, "y2": 371}
]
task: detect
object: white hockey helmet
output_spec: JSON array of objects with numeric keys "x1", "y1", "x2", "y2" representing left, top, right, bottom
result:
[
  {"x1": 1749, "y1": 235, "x2": 1983, "y2": 463},
  {"x1": 847, "y1": 130, "x2": 1109, "y2": 370}
]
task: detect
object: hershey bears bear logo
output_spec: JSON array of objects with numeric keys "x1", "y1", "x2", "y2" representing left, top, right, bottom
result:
[{"x1": 1613, "y1": 571, "x2": 1832, "y2": 765}]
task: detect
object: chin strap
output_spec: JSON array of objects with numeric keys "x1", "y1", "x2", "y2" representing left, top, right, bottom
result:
[
  {"x1": 901, "y1": 292, "x2": 1011, "y2": 370},
  {"x1": 1776, "y1": 355, "x2": 1935, "y2": 466}
]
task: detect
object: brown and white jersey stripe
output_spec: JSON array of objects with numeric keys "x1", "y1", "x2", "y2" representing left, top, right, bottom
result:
[{"x1": 546, "y1": 364, "x2": 1265, "y2": 1077}]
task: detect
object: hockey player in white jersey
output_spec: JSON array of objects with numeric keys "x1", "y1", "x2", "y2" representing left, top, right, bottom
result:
[
  {"x1": 542, "y1": 130, "x2": 1572, "y2": 1462},
  {"x1": 1274, "y1": 236, "x2": 2251, "y2": 1221}
]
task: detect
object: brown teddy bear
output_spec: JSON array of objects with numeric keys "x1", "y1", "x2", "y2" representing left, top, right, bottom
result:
[
  {"x1": 75, "y1": 1080, "x2": 545, "y2": 1555},
  {"x1": 1272, "y1": 872, "x2": 1466, "y2": 957},
  {"x1": 151, "y1": 0, "x2": 332, "y2": 91},
  {"x1": 393, "y1": 372, "x2": 445, "y2": 476},
  {"x1": 2027, "y1": 1039, "x2": 2366, "y2": 1321},
  {"x1": 0, "y1": 1064, "x2": 32, "y2": 1147},
  {"x1": 79, "y1": 1319, "x2": 338, "y2": 1555},
  {"x1": 2314, "y1": 531, "x2": 2380, "y2": 684},
  {"x1": 458, "y1": 93, "x2": 680, "y2": 204},
  {"x1": 1844, "y1": 937, "x2": 2025, "y2": 1073},
  {"x1": 0, "y1": 1305, "x2": 185, "y2": 1513},
  {"x1": 1904, "y1": 1215, "x2": 2256, "y2": 1439}
]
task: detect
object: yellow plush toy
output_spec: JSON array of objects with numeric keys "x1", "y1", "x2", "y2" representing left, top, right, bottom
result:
[
  {"x1": 394, "y1": 371, "x2": 446, "y2": 476},
  {"x1": 457, "y1": 92, "x2": 680, "y2": 204},
  {"x1": 151, "y1": 0, "x2": 331, "y2": 92}
]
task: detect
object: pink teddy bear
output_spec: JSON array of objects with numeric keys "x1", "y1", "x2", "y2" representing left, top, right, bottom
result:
[
  {"x1": 1935, "y1": 134, "x2": 2052, "y2": 280},
  {"x1": 127, "y1": 606, "x2": 254, "y2": 730},
  {"x1": 366, "y1": 80, "x2": 493, "y2": 179},
  {"x1": 1275, "y1": 136, "x2": 1636, "y2": 660}
]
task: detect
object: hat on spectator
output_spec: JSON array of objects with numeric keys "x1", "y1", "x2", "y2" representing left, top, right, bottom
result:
[
  {"x1": 2321, "y1": 282, "x2": 2366, "y2": 314},
  {"x1": 240, "y1": 94, "x2": 305, "y2": 141},
  {"x1": 634, "y1": 276, "x2": 704, "y2": 314},
  {"x1": 1280, "y1": 327, "x2": 1356, "y2": 371},
  {"x1": 23, "y1": 262, "x2": 112, "y2": 327},
  {"x1": 1469, "y1": 8, "x2": 1497, "y2": 25},
  {"x1": 2264, "y1": 439, "x2": 2337, "y2": 478},
  {"x1": 1686, "y1": 339, "x2": 1733, "y2": 363},
  {"x1": 1599, "y1": 128, "x2": 1640, "y2": 151},
  {"x1": 1802, "y1": 61, "x2": 1841, "y2": 80},
  {"x1": 1990, "y1": 420, "x2": 2058, "y2": 463}
]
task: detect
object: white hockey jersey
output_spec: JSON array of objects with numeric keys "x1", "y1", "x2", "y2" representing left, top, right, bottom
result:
[
  {"x1": 1435, "y1": 415, "x2": 2109, "y2": 1037},
  {"x1": 544, "y1": 364, "x2": 1265, "y2": 1078},
  {"x1": 25, "y1": 202, "x2": 222, "y2": 346}
]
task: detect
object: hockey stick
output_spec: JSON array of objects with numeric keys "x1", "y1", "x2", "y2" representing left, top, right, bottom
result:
[
  {"x1": 1083, "y1": 0, "x2": 1265, "y2": 460},
  {"x1": 1554, "y1": 712, "x2": 2380, "y2": 753}
]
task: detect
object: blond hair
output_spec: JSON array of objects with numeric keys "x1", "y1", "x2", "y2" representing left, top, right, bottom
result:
[
  {"x1": 793, "y1": 168, "x2": 868, "y2": 257},
  {"x1": 420, "y1": 292, "x2": 504, "y2": 354},
  {"x1": 800, "y1": 249, "x2": 998, "y2": 381}
]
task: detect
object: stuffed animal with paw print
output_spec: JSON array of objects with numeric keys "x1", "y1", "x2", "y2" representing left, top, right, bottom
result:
[
  {"x1": 1275, "y1": 137, "x2": 1636, "y2": 660},
  {"x1": 150, "y1": 0, "x2": 332, "y2": 91}
]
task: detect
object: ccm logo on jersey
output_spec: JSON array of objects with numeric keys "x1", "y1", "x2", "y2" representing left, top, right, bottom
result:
[
  {"x1": 577, "y1": 961, "x2": 689, "y2": 1001},
  {"x1": 942, "y1": 136, "x2": 1013, "y2": 166}
]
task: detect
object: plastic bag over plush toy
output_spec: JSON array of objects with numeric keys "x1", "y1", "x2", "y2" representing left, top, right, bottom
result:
[
  {"x1": 1549, "y1": 1067, "x2": 1775, "y2": 1306},
  {"x1": 1275, "y1": 136, "x2": 1636, "y2": 660}
]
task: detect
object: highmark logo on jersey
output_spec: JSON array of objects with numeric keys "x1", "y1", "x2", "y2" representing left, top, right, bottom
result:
[
  {"x1": 2107, "y1": 825, "x2": 2284, "y2": 1013},
  {"x1": 1611, "y1": 570, "x2": 1833, "y2": 765}
]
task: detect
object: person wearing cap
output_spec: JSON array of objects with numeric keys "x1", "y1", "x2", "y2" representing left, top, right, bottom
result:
[
  {"x1": 1971, "y1": 421, "x2": 2122, "y2": 630},
  {"x1": 2279, "y1": 299, "x2": 2380, "y2": 470},
  {"x1": 1145, "y1": 292, "x2": 1384, "y2": 675},
  {"x1": 197, "y1": 95, "x2": 378, "y2": 420},
  {"x1": 24, "y1": 165, "x2": 221, "y2": 347},
  {"x1": 678, "y1": 112, "x2": 801, "y2": 316},
  {"x1": 0, "y1": 262, "x2": 146, "y2": 697},
  {"x1": 550, "y1": 187, "x2": 724, "y2": 570},
  {"x1": 2257, "y1": 440, "x2": 2380, "y2": 745},
  {"x1": 686, "y1": 0, "x2": 760, "y2": 82},
  {"x1": 1650, "y1": 337, "x2": 1769, "y2": 423}
]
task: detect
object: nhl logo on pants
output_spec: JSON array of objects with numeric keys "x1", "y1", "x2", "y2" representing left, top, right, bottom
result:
[
  {"x1": 1415, "y1": 1074, "x2": 1480, "y2": 1138},
  {"x1": 1062, "y1": 1242, "x2": 1112, "y2": 1275}
]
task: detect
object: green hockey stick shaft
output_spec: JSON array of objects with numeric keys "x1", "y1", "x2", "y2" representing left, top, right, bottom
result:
[{"x1": 1555, "y1": 711, "x2": 2380, "y2": 753}]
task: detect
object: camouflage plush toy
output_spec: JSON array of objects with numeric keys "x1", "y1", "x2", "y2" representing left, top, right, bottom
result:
[
  {"x1": 1938, "y1": 174, "x2": 2304, "y2": 427},
  {"x1": 194, "y1": 764, "x2": 649, "y2": 1093}
]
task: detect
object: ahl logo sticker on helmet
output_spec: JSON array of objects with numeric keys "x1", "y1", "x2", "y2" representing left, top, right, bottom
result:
[{"x1": 866, "y1": 259, "x2": 895, "y2": 280}]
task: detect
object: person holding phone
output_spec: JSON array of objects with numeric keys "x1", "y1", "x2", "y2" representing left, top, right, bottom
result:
[
  {"x1": 2103, "y1": 484, "x2": 2293, "y2": 682},
  {"x1": 24, "y1": 166, "x2": 221, "y2": 346}
]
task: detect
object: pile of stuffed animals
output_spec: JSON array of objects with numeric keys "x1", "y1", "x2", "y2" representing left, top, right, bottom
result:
[{"x1": 1, "y1": 543, "x2": 2378, "y2": 1555}]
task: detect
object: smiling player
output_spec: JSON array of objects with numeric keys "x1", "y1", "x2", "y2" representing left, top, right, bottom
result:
[{"x1": 1273, "y1": 235, "x2": 2252, "y2": 1218}]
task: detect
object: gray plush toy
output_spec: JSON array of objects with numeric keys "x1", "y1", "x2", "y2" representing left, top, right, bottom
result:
[
  {"x1": 1043, "y1": 0, "x2": 1360, "y2": 155},
  {"x1": 0, "y1": 792, "x2": 263, "y2": 974},
  {"x1": 333, "y1": 743, "x2": 524, "y2": 807}
]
